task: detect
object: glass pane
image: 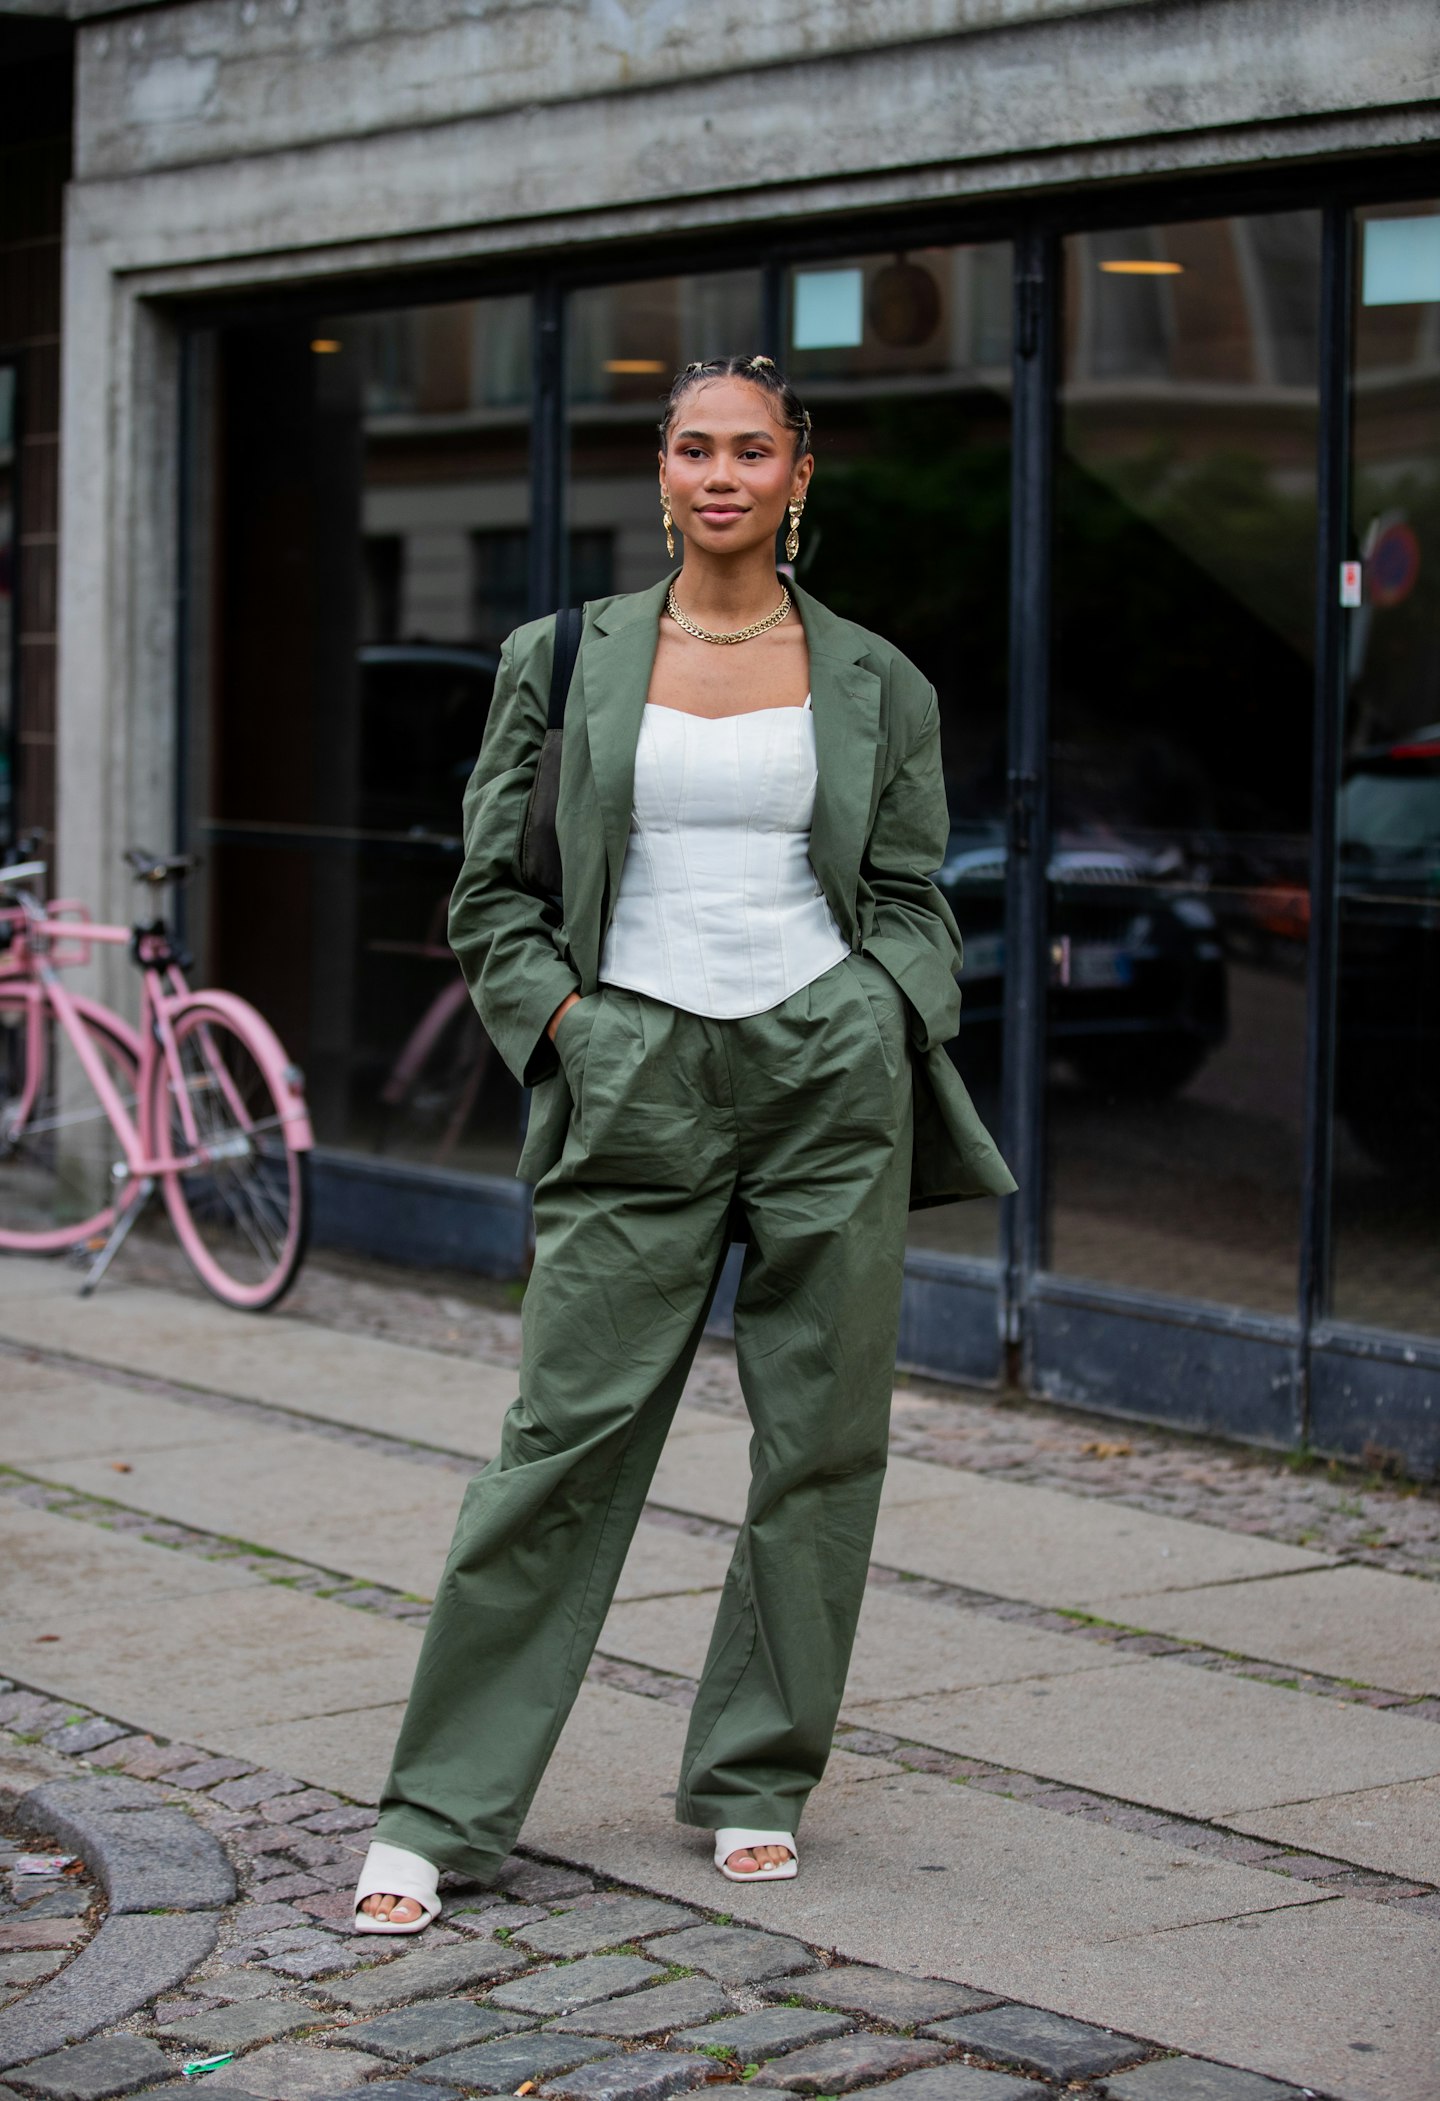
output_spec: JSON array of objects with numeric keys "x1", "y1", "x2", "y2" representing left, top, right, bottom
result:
[
  {"x1": 785, "y1": 246, "x2": 1012, "y2": 1263},
  {"x1": 1050, "y1": 214, "x2": 1321, "y2": 1314},
  {"x1": 0, "y1": 365, "x2": 14, "y2": 840},
  {"x1": 1331, "y1": 201, "x2": 1440, "y2": 1339},
  {"x1": 566, "y1": 270, "x2": 764, "y2": 598},
  {"x1": 191, "y1": 296, "x2": 532, "y2": 1172}
]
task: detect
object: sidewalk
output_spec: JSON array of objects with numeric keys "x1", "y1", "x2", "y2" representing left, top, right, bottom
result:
[{"x1": 0, "y1": 1248, "x2": 1437, "y2": 2101}]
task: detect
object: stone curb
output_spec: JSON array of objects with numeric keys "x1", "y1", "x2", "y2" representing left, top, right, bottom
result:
[
  {"x1": 0, "y1": 1775, "x2": 236, "y2": 2071},
  {"x1": 16, "y1": 1780, "x2": 236, "y2": 1915},
  {"x1": 0, "y1": 1915, "x2": 217, "y2": 2073}
]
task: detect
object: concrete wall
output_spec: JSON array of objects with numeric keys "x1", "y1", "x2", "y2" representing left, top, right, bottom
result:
[
  {"x1": 72, "y1": 0, "x2": 1155, "y2": 180},
  {"x1": 51, "y1": 0, "x2": 1440, "y2": 977}
]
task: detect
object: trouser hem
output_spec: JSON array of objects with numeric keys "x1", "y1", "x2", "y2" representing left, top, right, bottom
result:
[
  {"x1": 674, "y1": 1791, "x2": 807, "y2": 1835},
  {"x1": 373, "y1": 1807, "x2": 511, "y2": 1886}
]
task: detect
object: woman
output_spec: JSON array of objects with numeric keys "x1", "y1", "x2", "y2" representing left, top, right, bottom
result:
[{"x1": 355, "y1": 354, "x2": 1014, "y2": 1931}]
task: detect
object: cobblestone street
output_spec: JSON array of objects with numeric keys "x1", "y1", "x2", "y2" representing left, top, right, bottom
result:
[{"x1": 0, "y1": 1248, "x2": 1437, "y2": 2101}]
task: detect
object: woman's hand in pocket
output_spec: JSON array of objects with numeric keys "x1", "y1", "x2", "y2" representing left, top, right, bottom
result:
[{"x1": 547, "y1": 993, "x2": 581, "y2": 1043}]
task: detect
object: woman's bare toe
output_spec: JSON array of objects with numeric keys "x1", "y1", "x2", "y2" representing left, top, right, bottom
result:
[
  {"x1": 723, "y1": 1844, "x2": 793, "y2": 1874},
  {"x1": 360, "y1": 1892, "x2": 424, "y2": 1923}
]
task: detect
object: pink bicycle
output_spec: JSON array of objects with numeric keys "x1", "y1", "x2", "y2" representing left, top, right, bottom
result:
[{"x1": 0, "y1": 850, "x2": 314, "y2": 1309}]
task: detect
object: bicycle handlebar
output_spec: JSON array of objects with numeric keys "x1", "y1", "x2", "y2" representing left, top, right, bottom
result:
[{"x1": 0, "y1": 861, "x2": 47, "y2": 889}]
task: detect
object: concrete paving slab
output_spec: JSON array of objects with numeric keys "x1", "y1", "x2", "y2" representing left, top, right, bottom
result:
[
  {"x1": 602, "y1": 1584, "x2": 1149, "y2": 1700},
  {"x1": 854, "y1": 1660, "x2": 1440, "y2": 1818},
  {"x1": 1079, "y1": 1565, "x2": 1440, "y2": 1697},
  {"x1": 0, "y1": 1256, "x2": 75, "y2": 1301},
  {"x1": 0, "y1": 1582, "x2": 421, "y2": 1744},
  {"x1": 0, "y1": 1284, "x2": 516, "y2": 1458},
  {"x1": 612, "y1": 1525, "x2": 734, "y2": 1603},
  {"x1": 0, "y1": 1375, "x2": 248, "y2": 1468},
  {"x1": 31, "y1": 1426, "x2": 463, "y2": 1598},
  {"x1": 527, "y1": 1690, "x2": 1440, "y2": 2099},
  {"x1": 0, "y1": 1506, "x2": 258, "y2": 1627},
  {"x1": 599, "y1": 1592, "x2": 719, "y2": 1677},
  {"x1": 666, "y1": 1407, "x2": 748, "y2": 1442},
  {"x1": 213, "y1": 1706, "x2": 409, "y2": 1806},
  {"x1": 649, "y1": 1437, "x2": 1328, "y2": 1606},
  {"x1": 522, "y1": 1685, "x2": 1323, "y2": 1964},
  {"x1": 647, "y1": 1429, "x2": 751, "y2": 1523},
  {"x1": 993, "y1": 1895, "x2": 1440, "y2": 2101},
  {"x1": 870, "y1": 1481, "x2": 1329, "y2": 1608},
  {"x1": 1229, "y1": 1775, "x2": 1440, "y2": 1884}
]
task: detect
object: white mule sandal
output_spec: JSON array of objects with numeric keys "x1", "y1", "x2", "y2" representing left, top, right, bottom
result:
[
  {"x1": 353, "y1": 1840, "x2": 442, "y2": 1934},
  {"x1": 713, "y1": 1828, "x2": 798, "y2": 1882}
]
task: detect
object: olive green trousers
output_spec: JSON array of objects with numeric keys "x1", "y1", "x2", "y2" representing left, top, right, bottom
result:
[{"x1": 375, "y1": 952, "x2": 914, "y2": 1882}]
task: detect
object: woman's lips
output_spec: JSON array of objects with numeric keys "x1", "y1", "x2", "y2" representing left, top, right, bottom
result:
[{"x1": 697, "y1": 505, "x2": 746, "y2": 518}]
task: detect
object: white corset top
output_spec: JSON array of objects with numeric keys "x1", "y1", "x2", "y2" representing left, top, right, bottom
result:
[{"x1": 598, "y1": 700, "x2": 849, "y2": 1019}]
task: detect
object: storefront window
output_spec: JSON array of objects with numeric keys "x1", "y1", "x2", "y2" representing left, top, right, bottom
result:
[
  {"x1": 0, "y1": 364, "x2": 13, "y2": 839},
  {"x1": 190, "y1": 295, "x2": 533, "y2": 1172},
  {"x1": 1329, "y1": 201, "x2": 1440, "y2": 1339},
  {"x1": 784, "y1": 246, "x2": 1013, "y2": 1262},
  {"x1": 565, "y1": 270, "x2": 765, "y2": 600},
  {"x1": 1049, "y1": 212, "x2": 1321, "y2": 1314}
]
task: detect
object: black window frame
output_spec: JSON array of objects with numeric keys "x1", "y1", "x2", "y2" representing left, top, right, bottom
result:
[{"x1": 170, "y1": 145, "x2": 1440, "y2": 1464}]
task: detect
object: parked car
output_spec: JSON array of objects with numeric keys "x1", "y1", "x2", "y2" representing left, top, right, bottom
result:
[
  {"x1": 1334, "y1": 725, "x2": 1440, "y2": 1170},
  {"x1": 935, "y1": 824, "x2": 1229, "y2": 1096}
]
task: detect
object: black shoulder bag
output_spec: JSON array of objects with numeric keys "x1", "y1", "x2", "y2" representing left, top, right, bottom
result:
[{"x1": 519, "y1": 605, "x2": 583, "y2": 898}]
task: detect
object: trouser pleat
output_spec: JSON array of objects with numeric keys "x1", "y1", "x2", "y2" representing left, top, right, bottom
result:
[{"x1": 376, "y1": 957, "x2": 912, "y2": 1880}]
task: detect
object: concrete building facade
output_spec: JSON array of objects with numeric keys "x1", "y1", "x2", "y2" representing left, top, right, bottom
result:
[{"x1": 1, "y1": 0, "x2": 1438, "y2": 1467}]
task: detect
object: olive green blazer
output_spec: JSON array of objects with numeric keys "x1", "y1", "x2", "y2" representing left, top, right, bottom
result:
[{"x1": 448, "y1": 572, "x2": 1015, "y2": 1208}]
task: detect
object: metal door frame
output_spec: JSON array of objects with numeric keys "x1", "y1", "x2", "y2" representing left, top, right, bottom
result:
[{"x1": 1007, "y1": 188, "x2": 1440, "y2": 1470}]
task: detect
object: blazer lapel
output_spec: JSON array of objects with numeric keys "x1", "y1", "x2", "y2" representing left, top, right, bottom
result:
[
  {"x1": 795, "y1": 582, "x2": 883, "y2": 944},
  {"x1": 577, "y1": 573, "x2": 671, "y2": 911},
  {"x1": 574, "y1": 572, "x2": 881, "y2": 949}
]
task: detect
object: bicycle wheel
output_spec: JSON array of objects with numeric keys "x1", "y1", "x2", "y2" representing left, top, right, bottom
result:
[
  {"x1": 377, "y1": 977, "x2": 493, "y2": 1165},
  {"x1": 0, "y1": 988, "x2": 140, "y2": 1251},
  {"x1": 153, "y1": 1001, "x2": 310, "y2": 1310}
]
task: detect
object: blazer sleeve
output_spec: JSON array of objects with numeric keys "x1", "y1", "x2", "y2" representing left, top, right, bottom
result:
[
  {"x1": 447, "y1": 626, "x2": 581, "y2": 1087},
  {"x1": 860, "y1": 685, "x2": 964, "y2": 1054}
]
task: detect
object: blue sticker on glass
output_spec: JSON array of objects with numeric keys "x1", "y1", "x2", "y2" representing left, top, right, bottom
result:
[
  {"x1": 792, "y1": 269, "x2": 865, "y2": 350},
  {"x1": 1362, "y1": 217, "x2": 1440, "y2": 307}
]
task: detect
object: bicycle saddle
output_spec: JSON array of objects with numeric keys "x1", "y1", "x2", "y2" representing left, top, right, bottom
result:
[{"x1": 124, "y1": 849, "x2": 199, "y2": 886}]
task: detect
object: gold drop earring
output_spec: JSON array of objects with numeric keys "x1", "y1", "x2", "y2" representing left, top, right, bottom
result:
[
  {"x1": 785, "y1": 499, "x2": 804, "y2": 563},
  {"x1": 661, "y1": 492, "x2": 675, "y2": 560}
]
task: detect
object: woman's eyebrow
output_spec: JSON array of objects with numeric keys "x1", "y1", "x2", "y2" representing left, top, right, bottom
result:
[{"x1": 674, "y1": 428, "x2": 776, "y2": 444}]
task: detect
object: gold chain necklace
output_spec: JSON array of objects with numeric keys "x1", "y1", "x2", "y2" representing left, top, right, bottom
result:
[{"x1": 665, "y1": 583, "x2": 792, "y2": 646}]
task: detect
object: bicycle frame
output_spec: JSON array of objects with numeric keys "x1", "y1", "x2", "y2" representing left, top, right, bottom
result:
[{"x1": 0, "y1": 892, "x2": 314, "y2": 1254}]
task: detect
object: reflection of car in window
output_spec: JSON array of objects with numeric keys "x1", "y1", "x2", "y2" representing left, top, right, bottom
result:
[
  {"x1": 1334, "y1": 726, "x2": 1440, "y2": 1171},
  {"x1": 358, "y1": 643, "x2": 500, "y2": 840},
  {"x1": 935, "y1": 825, "x2": 1228, "y2": 1097}
]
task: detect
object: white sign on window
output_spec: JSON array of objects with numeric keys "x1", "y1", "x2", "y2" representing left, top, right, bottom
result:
[
  {"x1": 1362, "y1": 217, "x2": 1440, "y2": 307},
  {"x1": 792, "y1": 269, "x2": 864, "y2": 350}
]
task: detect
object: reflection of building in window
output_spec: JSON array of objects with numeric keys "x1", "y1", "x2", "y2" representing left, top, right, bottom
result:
[
  {"x1": 1066, "y1": 216, "x2": 1322, "y2": 394},
  {"x1": 1071, "y1": 229, "x2": 1174, "y2": 381},
  {"x1": 568, "y1": 530, "x2": 615, "y2": 607},
  {"x1": 568, "y1": 275, "x2": 763, "y2": 406},
  {"x1": 471, "y1": 529, "x2": 529, "y2": 644},
  {"x1": 355, "y1": 297, "x2": 535, "y2": 645},
  {"x1": 350, "y1": 297, "x2": 532, "y2": 417},
  {"x1": 1239, "y1": 215, "x2": 1323, "y2": 387},
  {"x1": 1349, "y1": 205, "x2": 1440, "y2": 757},
  {"x1": 362, "y1": 534, "x2": 403, "y2": 644},
  {"x1": 790, "y1": 250, "x2": 991, "y2": 383}
]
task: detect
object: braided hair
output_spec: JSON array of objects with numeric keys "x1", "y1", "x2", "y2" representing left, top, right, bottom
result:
[{"x1": 658, "y1": 353, "x2": 813, "y2": 459}]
